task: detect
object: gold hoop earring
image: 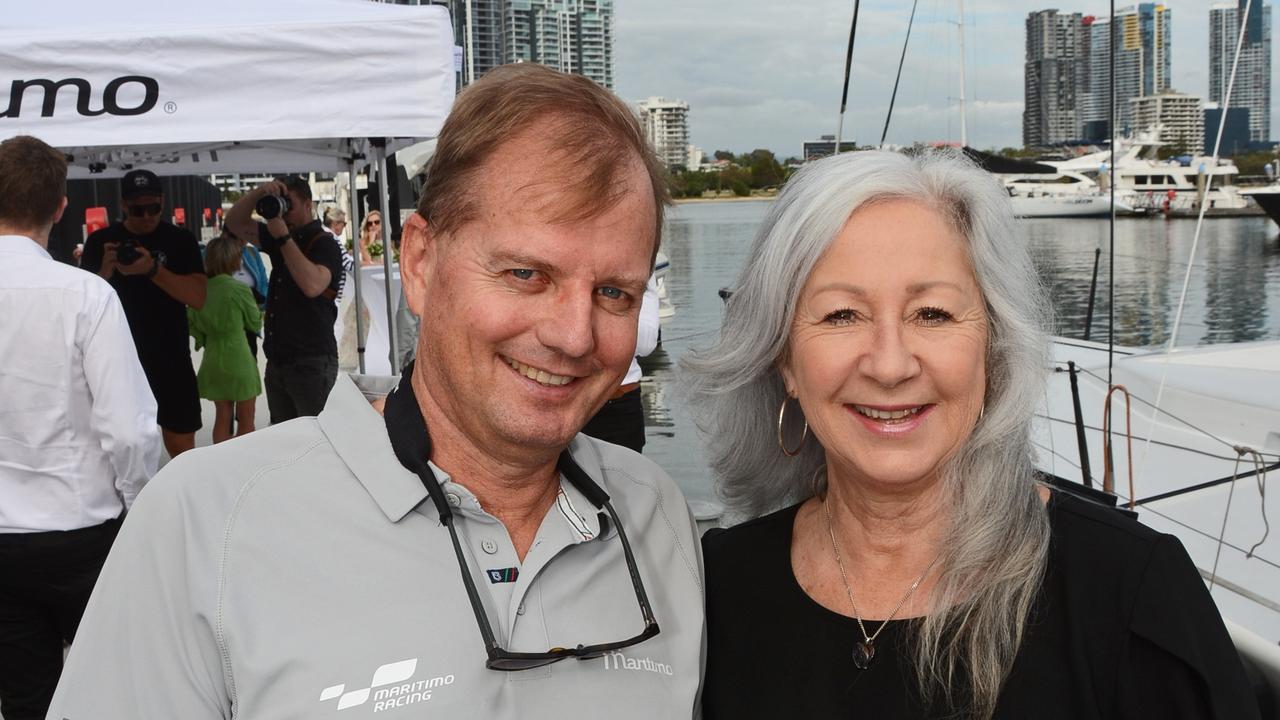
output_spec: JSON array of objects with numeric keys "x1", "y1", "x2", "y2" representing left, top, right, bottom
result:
[{"x1": 778, "y1": 396, "x2": 808, "y2": 457}]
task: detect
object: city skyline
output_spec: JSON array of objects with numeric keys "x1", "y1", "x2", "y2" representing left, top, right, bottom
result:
[{"x1": 613, "y1": 0, "x2": 1277, "y2": 156}]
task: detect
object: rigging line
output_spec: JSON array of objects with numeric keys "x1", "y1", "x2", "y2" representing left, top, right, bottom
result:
[
  {"x1": 1207, "y1": 461, "x2": 1239, "y2": 593},
  {"x1": 834, "y1": 0, "x2": 862, "y2": 155},
  {"x1": 1034, "y1": 414, "x2": 1269, "y2": 464},
  {"x1": 1067, "y1": 363, "x2": 1278, "y2": 458},
  {"x1": 1107, "y1": 0, "x2": 1116, "y2": 390},
  {"x1": 1243, "y1": 448, "x2": 1270, "y2": 558},
  {"x1": 880, "y1": 0, "x2": 920, "y2": 146},
  {"x1": 1148, "y1": 506, "x2": 1280, "y2": 573},
  {"x1": 1136, "y1": 0, "x2": 1255, "y2": 488}
]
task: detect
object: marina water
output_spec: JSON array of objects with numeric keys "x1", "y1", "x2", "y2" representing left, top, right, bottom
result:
[{"x1": 643, "y1": 200, "x2": 1280, "y2": 509}]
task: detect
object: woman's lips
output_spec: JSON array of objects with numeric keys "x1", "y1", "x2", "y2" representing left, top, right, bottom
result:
[{"x1": 848, "y1": 403, "x2": 935, "y2": 436}]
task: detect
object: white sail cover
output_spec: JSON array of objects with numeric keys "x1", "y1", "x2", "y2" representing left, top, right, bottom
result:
[{"x1": 0, "y1": 0, "x2": 456, "y2": 176}]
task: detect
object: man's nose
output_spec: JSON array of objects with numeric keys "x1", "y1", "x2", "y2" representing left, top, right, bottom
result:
[{"x1": 537, "y1": 288, "x2": 596, "y2": 358}]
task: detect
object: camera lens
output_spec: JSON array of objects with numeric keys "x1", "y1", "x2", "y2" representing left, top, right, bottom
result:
[{"x1": 255, "y1": 195, "x2": 291, "y2": 220}]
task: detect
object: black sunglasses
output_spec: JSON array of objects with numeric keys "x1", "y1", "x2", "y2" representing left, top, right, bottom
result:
[
  {"x1": 384, "y1": 367, "x2": 661, "y2": 671},
  {"x1": 127, "y1": 203, "x2": 162, "y2": 217}
]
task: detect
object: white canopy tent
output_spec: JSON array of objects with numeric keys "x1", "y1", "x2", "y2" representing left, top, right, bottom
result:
[{"x1": 1, "y1": 0, "x2": 457, "y2": 373}]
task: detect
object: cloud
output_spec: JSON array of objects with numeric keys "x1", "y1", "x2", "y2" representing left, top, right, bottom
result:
[{"x1": 615, "y1": 0, "x2": 1275, "y2": 154}]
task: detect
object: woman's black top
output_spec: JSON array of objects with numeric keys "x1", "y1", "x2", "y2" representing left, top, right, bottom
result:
[{"x1": 702, "y1": 491, "x2": 1262, "y2": 719}]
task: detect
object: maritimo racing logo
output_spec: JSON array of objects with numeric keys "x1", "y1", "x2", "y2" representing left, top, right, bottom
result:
[{"x1": 0, "y1": 76, "x2": 159, "y2": 118}]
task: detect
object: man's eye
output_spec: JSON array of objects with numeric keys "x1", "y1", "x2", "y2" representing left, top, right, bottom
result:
[
  {"x1": 510, "y1": 269, "x2": 536, "y2": 281},
  {"x1": 599, "y1": 286, "x2": 624, "y2": 300}
]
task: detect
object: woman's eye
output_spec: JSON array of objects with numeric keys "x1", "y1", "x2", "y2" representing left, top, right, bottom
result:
[
  {"x1": 823, "y1": 309, "x2": 858, "y2": 326},
  {"x1": 510, "y1": 269, "x2": 536, "y2": 281},
  {"x1": 918, "y1": 306, "x2": 954, "y2": 324}
]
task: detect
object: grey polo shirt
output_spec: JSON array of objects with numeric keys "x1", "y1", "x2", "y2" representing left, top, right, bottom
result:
[{"x1": 50, "y1": 374, "x2": 705, "y2": 719}]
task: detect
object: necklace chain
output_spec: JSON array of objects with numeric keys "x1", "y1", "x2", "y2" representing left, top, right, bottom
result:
[{"x1": 822, "y1": 495, "x2": 941, "y2": 648}]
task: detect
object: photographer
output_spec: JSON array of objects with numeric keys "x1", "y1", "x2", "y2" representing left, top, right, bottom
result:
[
  {"x1": 81, "y1": 170, "x2": 207, "y2": 458},
  {"x1": 224, "y1": 176, "x2": 343, "y2": 423}
]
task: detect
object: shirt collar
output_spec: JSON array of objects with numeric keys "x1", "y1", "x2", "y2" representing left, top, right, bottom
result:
[
  {"x1": 318, "y1": 373, "x2": 428, "y2": 523},
  {"x1": 323, "y1": 371, "x2": 615, "y2": 542},
  {"x1": 0, "y1": 235, "x2": 51, "y2": 260}
]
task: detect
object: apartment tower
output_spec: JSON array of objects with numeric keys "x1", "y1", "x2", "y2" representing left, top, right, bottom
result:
[{"x1": 1209, "y1": 2, "x2": 1271, "y2": 142}]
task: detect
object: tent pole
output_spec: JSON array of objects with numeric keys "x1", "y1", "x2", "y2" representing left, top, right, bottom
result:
[
  {"x1": 374, "y1": 142, "x2": 400, "y2": 375},
  {"x1": 347, "y1": 156, "x2": 366, "y2": 374}
]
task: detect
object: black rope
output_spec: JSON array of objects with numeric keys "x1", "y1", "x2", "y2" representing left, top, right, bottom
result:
[
  {"x1": 1136, "y1": 460, "x2": 1279, "y2": 506},
  {"x1": 1107, "y1": 0, "x2": 1117, "y2": 387},
  {"x1": 839, "y1": 1, "x2": 862, "y2": 117},
  {"x1": 880, "y1": 0, "x2": 919, "y2": 145}
]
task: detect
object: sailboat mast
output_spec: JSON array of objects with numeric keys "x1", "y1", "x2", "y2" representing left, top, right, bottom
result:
[
  {"x1": 835, "y1": 1, "x2": 861, "y2": 155},
  {"x1": 957, "y1": 0, "x2": 967, "y2": 147}
]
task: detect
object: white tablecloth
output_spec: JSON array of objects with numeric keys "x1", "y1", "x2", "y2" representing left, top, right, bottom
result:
[{"x1": 359, "y1": 263, "x2": 401, "y2": 375}]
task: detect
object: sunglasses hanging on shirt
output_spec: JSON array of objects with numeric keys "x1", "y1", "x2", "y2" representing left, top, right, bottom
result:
[{"x1": 383, "y1": 364, "x2": 661, "y2": 671}]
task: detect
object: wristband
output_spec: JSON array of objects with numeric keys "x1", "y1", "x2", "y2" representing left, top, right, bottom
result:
[{"x1": 146, "y1": 254, "x2": 163, "y2": 279}]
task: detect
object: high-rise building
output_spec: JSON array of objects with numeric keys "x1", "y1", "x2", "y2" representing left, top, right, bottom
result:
[
  {"x1": 1209, "y1": 2, "x2": 1271, "y2": 142},
  {"x1": 1073, "y1": 4, "x2": 1173, "y2": 138},
  {"x1": 382, "y1": 0, "x2": 615, "y2": 90},
  {"x1": 504, "y1": 0, "x2": 614, "y2": 89},
  {"x1": 1079, "y1": 15, "x2": 1111, "y2": 140},
  {"x1": 1113, "y1": 3, "x2": 1172, "y2": 134},
  {"x1": 1024, "y1": 9, "x2": 1086, "y2": 146},
  {"x1": 1130, "y1": 91, "x2": 1205, "y2": 151},
  {"x1": 637, "y1": 97, "x2": 690, "y2": 169}
]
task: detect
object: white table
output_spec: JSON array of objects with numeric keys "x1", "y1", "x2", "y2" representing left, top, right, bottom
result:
[{"x1": 358, "y1": 263, "x2": 401, "y2": 375}]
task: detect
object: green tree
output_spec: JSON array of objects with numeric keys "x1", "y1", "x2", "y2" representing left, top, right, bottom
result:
[
  {"x1": 730, "y1": 179, "x2": 750, "y2": 197},
  {"x1": 713, "y1": 149, "x2": 735, "y2": 162},
  {"x1": 747, "y1": 149, "x2": 783, "y2": 188}
]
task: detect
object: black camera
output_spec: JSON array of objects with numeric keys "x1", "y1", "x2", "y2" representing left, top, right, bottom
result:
[
  {"x1": 256, "y1": 194, "x2": 291, "y2": 220},
  {"x1": 116, "y1": 240, "x2": 142, "y2": 265}
]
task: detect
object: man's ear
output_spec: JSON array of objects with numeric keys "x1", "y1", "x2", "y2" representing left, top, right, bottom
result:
[
  {"x1": 399, "y1": 214, "x2": 435, "y2": 317},
  {"x1": 52, "y1": 196, "x2": 68, "y2": 225}
]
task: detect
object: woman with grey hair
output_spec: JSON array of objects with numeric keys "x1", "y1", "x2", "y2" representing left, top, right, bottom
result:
[{"x1": 690, "y1": 149, "x2": 1256, "y2": 719}]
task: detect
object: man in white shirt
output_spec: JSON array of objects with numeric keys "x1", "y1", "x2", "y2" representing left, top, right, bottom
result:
[{"x1": 0, "y1": 135, "x2": 161, "y2": 720}]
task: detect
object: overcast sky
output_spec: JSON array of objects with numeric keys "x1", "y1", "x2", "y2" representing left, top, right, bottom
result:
[{"x1": 614, "y1": 0, "x2": 1275, "y2": 157}]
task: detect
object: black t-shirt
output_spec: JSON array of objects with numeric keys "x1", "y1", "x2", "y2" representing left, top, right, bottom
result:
[
  {"x1": 81, "y1": 221, "x2": 205, "y2": 358},
  {"x1": 702, "y1": 491, "x2": 1261, "y2": 720},
  {"x1": 258, "y1": 220, "x2": 344, "y2": 362}
]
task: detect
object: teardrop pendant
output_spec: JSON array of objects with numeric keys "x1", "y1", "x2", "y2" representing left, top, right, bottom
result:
[{"x1": 853, "y1": 639, "x2": 876, "y2": 670}]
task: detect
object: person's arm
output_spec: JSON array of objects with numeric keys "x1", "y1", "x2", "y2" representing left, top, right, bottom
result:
[
  {"x1": 81, "y1": 288, "x2": 161, "y2": 508},
  {"x1": 239, "y1": 284, "x2": 263, "y2": 334},
  {"x1": 635, "y1": 274, "x2": 661, "y2": 359},
  {"x1": 278, "y1": 234, "x2": 333, "y2": 299},
  {"x1": 1116, "y1": 535, "x2": 1262, "y2": 719},
  {"x1": 188, "y1": 306, "x2": 206, "y2": 351},
  {"x1": 225, "y1": 179, "x2": 287, "y2": 247},
  {"x1": 47, "y1": 460, "x2": 231, "y2": 719},
  {"x1": 118, "y1": 248, "x2": 209, "y2": 309}
]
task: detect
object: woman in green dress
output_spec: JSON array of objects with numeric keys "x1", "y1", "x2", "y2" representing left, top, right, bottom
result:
[{"x1": 189, "y1": 236, "x2": 263, "y2": 443}]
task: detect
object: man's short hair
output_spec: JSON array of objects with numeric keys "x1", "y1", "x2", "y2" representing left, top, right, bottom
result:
[
  {"x1": 276, "y1": 175, "x2": 313, "y2": 203},
  {"x1": 0, "y1": 135, "x2": 67, "y2": 229},
  {"x1": 417, "y1": 63, "x2": 669, "y2": 253}
]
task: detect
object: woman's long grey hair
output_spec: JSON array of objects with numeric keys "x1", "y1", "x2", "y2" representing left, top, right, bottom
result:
[{"x1": 683, "y1": 148, "x2": 1051, "y2": 718}]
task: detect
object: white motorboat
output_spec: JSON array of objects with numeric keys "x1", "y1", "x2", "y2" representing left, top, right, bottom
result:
[
  {"x1": 1008, "y1": 190, "x2": 1129, "y2": 218},
  {"x1": 1035, "y1": 338, "x2": 1280, "y2": 684},
  {"x1": 1049, "y1": 131, "x2": 1254, "y2": 216}
]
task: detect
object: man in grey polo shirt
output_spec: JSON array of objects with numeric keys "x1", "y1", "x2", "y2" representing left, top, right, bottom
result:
[{"x1": 49, "y1": 64, "x2": 704, "y2": 719}]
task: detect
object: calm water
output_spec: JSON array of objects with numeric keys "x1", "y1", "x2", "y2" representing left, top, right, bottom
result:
[{"x1": 641, "y1": 201, "x2": 1280, "y2": 507}]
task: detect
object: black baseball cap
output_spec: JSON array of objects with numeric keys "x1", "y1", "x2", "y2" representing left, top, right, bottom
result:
[{"x1": 121, "y1": 169, "x2": 163, "y2": 200}]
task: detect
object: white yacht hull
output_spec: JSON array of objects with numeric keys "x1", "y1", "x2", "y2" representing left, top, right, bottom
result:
[
  {"x1": 1035, "y1": 338, "x2": 1280, "y2": 646},
  {"x1": 1011, "y1": 194, "x2": 1125, "y2": 218}
]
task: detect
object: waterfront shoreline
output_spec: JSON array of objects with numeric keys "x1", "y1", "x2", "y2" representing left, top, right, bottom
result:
[{"x1": 674, "y1": 195, "x2": 776, "y2": 204}]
